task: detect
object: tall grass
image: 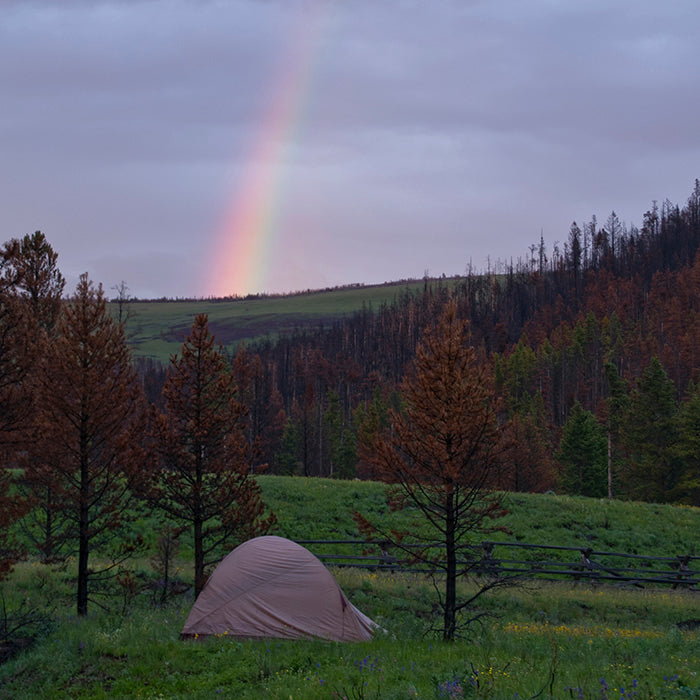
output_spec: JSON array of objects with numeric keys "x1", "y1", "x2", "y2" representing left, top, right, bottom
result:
[
  {"x1": 1, "y1": 565, "x2": 698, "y2": 699},
  {"x1": 258, "y1": 476, "x2": 700, "y2": 558}
]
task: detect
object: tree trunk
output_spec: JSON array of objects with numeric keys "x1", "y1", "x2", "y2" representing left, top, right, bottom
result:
[
  {"x1": 194, "y1": 518, "x2": 204, "y2": 598},
  {"x1": 43, "y1": 484, "x2": 53, "y2": 562},
  {"x1": 607, "y1": 431, "x2": 613, "y2": 499},
  {"x1": 77, "y1": 456, "x2": 89, "y2": 616},
  {"x1": 443, "y1": 491, "x2": 457, "y2": 641}
]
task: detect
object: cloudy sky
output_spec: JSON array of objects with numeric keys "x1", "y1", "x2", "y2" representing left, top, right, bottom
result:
[{"x1": 2, "y1": 0, "x2": 699, "y2": 299}]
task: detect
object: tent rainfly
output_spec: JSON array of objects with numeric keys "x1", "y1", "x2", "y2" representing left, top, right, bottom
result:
[{"x1": 181, "y1": 535, "x2": 379, "y2": 642}]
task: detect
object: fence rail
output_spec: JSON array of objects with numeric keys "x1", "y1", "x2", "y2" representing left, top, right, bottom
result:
[{"x1": 294, "y1": 539, "x2": 700, "y2": 588}]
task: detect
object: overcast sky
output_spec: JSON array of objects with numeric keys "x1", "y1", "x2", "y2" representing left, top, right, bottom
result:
[{"x1": 2, "y1": 0, "x2": 699, "y2": 299}]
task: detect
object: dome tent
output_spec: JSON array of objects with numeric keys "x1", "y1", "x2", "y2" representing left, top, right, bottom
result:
[{"x1": 181, "y1": 535, "x2": 378, "y2": 642}]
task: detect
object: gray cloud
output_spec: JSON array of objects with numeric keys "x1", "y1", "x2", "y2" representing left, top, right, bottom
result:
[{"x1": 2, "y1": 0, "x2": 699, "y2": 298}]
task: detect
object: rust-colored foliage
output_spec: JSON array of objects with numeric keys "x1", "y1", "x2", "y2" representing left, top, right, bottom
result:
[
  {"x1": 0, "y1": 259, "x2": 33, "y2": 444},
  {"x1": 355, "y1": 299, "x2": 511, "y2": 641},
  {"x1": 0, "y1": 238, "x2": 53, "y2": 578},
  {"x1": 232, "y1": 344, "x2": 285, "y2": 472},
  {"x1": 22, "y1": 274, "x2": 147, "y2": 615},
  {"x1": 3, "y1": 230, "x2": 65, "y2": 332},
  {"x1": 3, "y1": 233, "x2": 70, "y2": 563},
  {"x1": 148, "y1": 314, "x2": 276, "y2": 598},
  {"x1": 497, "y1": 412, "x2": 558, "y2": 493}
]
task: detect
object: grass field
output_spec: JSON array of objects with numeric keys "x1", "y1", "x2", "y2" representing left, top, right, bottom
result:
[
  {"x1": 259, "y1": 476, "x2": 700, "y2": 560},
  {"x1": 1, "y1": 477, "x2": 699, "y2": 698},
  {"x1": 117, "y1": 280, "x2": 432, "y2": 363}
]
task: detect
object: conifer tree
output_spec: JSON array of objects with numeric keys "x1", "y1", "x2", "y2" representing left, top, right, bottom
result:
[
  {"x1": 557, "y1": 401, "x2": 607, "y2": 497},
  {"x1": 672, "y1": 382, "x2": 700, "y2": 505},
  {"x1": 23, "y1": 274, "x2": 147, "y2": 615},
  {"x1": 274, "y1": 414, "x2": 301, "y2": 475},
  {"x1": 603, "y1": 361, "x2": 630, "y2": 499},
  {"x1": 3, "y1": 233, "x2": 70, "y2": 561},
  {"x1": 3, "y1": 230, "x2": 65, "y2": 332},
  {"x1": 148, "y1": 314, "x2": 276, "y2": 598},
  {"x1": 325, "y1": 390, "x2": 357, "y2": 478},
  {"x1": 355, "y1": 300, "x2": 510, "y2": 641},
  {"x1": 621, "y1": 357, "x2": 679, "y2": 502},
  {"x1": 0, "y1": 245, "x2": 35, "y2": 576},
  {"x1": 501, "y1": 409, "x2": 557, "y2": 492}
]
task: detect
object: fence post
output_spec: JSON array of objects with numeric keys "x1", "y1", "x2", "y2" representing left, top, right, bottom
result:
[
  {"x1": 477, "y1": 541, "x2": 498, "y2": 576},
  {"x1": 673, "y1": 555, "x2": 691, "y2": 589},
  {"x1": 575, "y1": 547, "x2": 594, "y2": 581}
]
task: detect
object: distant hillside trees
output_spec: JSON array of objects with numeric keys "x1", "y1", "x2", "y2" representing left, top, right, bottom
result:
[
  {"x1": 674, "y1": 382, "x2": 700, "y2": 505},
  {"x1": 557, "y1": 401, "x2": 607, "y2": 498},
  {"x1": 247, "y1": 180, "x2": 700, "y2": 501},
  {"x1": 621, "y1": 357, "x2": 680, "y2": 503}
]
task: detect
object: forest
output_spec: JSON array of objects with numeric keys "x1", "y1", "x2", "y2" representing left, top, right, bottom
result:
[
  {"x1": 1, "y1": 180, "x2": 700, "y2": 606},
  {"x1": 136, "y1": 180, "x2": 700, "y2": 506}
]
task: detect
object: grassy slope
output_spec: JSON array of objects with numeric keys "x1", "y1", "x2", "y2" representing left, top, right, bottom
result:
[
  {"x1": 119, "y1": 281, "x2": 430, "y2": 363},
  {"x1": 258, "y1": 476, "x2": 700, "y2": 558},
  {"x1": 1, "y1": 478, "x2": 699, "y2": 699}
]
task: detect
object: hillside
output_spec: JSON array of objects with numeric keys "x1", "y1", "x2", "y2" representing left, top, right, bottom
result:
[
  {"x1": 118, "y1": 278, "x2": 440, "y2": 363},
  {"x1": 257, "y1": 476, "x2": 700, "y2": 559},
  {"x1": 1, "y1": 477, "x2": 699, "y2": 698},
  {"x1": 120, "y1": 181, "x2": 700, "y2": 506}
]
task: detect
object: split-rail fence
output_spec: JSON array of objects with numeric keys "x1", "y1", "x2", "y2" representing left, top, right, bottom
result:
[{"x1": 294, "y1": 539, "x2": 700, "y2": 589}]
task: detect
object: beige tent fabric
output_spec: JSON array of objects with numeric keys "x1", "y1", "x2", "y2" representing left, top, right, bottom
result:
[{"x1": 181, "y1": 535, "x2": 378, "y2": 642}]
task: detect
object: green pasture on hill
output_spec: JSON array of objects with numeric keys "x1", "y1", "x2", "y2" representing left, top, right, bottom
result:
[
  {"x1": 257, "y1": 476, "x2": 700, "y2": 560},
  {"x1": 2, "y1": 478, "x2": 699, "y2": 698},
  {"x1": 115, "y1": 281, "x2": 432, "y2": 363}
]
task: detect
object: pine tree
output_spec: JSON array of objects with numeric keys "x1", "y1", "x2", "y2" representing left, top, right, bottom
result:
[
  {"x1": 4, "y1": 233, "x2": 70, "y2": 561},
  {"x1": 3, "y1": 230, "x2": 65, "y2": 332},
  {"x1": 355, "y1": 300, "x2": 510, "y2": 641},
  {"x1": 672, "y1": 382, "x2": 700, "y2": 505},
  {"x1": 148, "y1": 314, "x2": 276, "y2": 597},
  {"x1": 603, "y1": 361, "x2": 630, "y2": 499},
  {"x1": 0, "y1": 243, "x2": 37, "y2": 577},
  {"x1": 274, "y1": 414, "x2": 301, "y2": 475},
  {"x1": 325, "y1": 390, "x2": 357, "y2": 478},
  {"x1": 621, "y1": 357, "x2": 679, "y2": 502},
  {"x1": 0, "y1": 245, "x2": 33, "y2": 443},
  {"x1": 354, "y1": 388, "x2": 392, "y2": 480},
  {"x1": 557, "y1": 401, "x2": 607, "y2": 497},
  {"x1": 24, "y1": 274, "x2": 147, "y2": 615},
  {"x1": 501, "y1": 408, "x2": 557, "y2": 493}
]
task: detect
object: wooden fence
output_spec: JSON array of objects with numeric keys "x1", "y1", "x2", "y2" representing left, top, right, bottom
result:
[{"x1": 294, "y1": 539, "x2": 700, "y2": 588}]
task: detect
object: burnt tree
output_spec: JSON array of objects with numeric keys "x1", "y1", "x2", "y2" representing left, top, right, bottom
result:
[
  {"x1": 148, "y1": 314, "x2": 276, "y2": 598},
  {"x1": 25, "y1": 274, "x2": 147, "y2": 615},
  {"x1": 355, "y1": 300, "x2": 511, "y2": 641}
]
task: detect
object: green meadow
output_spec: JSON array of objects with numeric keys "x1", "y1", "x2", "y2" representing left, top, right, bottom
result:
[
  {"x1": 117, "y1": 281, "x2": 431, "y2": 363},
  {"x1": 1, "y1": 477, "x2": 699, "y2": 699}
]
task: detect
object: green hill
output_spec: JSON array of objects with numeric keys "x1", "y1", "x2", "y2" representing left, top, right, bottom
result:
[
  {"x1": 258, "y1": 475, "x2": 700, "y2": 560},
  {"x1": 117, "y1": 280, "x2": 435, "y2": 363}
]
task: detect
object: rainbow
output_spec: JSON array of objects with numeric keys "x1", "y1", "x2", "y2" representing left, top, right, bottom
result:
[{"x1": 207, "y1": 3, "x2": 330, "y2": 298}]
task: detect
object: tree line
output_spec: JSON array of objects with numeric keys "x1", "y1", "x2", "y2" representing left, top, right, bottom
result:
[
  {"x1": 135, "y1": 181, "x2": 697, "y2": 505},
  {"x1": 0, "y1": 233, "x2": 275, "y2": 614}
]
